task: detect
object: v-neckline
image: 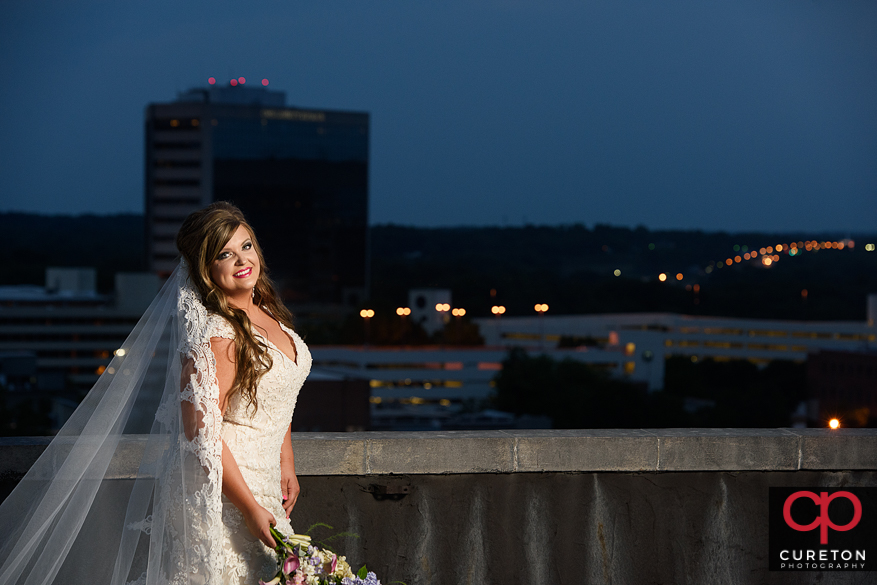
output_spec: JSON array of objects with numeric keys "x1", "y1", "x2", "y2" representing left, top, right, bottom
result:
[{"x1": 255, "y1": 322, "x2": 298, "y2": 366}]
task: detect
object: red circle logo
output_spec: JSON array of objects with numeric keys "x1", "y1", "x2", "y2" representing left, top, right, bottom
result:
[{"x1": 783, "y1": 491, "x2": 862, "y2": 544}]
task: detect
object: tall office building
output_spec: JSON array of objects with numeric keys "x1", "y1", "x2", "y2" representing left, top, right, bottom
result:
[{"x1": 145, "y1": 83, "x2": 369, "y2": 308}]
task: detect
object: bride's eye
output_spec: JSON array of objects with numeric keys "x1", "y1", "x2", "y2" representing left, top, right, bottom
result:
[
  {"x1": 217, "y1": 251, "x2": 231, "y2": 260},
  {"x1": 243, "y1": 242, "x2": 252, "y2": 250}
]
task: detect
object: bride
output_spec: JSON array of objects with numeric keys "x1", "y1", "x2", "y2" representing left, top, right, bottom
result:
[{"x1": 0, "y1": 202, "x2": 312, "y2": 584}]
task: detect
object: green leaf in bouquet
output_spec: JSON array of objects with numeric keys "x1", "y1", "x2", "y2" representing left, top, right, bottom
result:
[
  {"x1": 357, "y1": 565, "x2": 368, "y2": 579},
  {"x1": 322, "y1": 531, "x2": 360, "y2": 543},
  {"x1": 303, "y1": 522, "x2": 335, "y2": 535},
  {"x1": 303, "y1": 522, "x2": 360, "y2": 553}
]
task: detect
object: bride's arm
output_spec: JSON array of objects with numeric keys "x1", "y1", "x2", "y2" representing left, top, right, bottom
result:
[
  {"x1": 280, "y1": 424, "x2": 299, "y2": 518},
  {"x1": 221, "y1": 440, "x2": 276, "y2": 547},
  {"x1": 212, "y1": 337, "x2": 277, "y2": 548}
]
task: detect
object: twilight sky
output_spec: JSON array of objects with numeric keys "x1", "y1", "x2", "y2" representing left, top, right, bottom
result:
[{"x1": 1, "y1": 0, "x2": 875, "y2": 232}]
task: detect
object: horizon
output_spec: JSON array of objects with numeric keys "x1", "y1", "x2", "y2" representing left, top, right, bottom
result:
[{"x1": 1, "y1": 210, "x2": 872, "y2": 237}]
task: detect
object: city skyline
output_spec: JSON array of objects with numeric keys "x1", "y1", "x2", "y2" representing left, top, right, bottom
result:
[
  {"x1": 1, "y1": 0, "x2": 876, "y2": 232},
  {"x1": 144, "y1": 85, "x2": 370, "y2": 305}
]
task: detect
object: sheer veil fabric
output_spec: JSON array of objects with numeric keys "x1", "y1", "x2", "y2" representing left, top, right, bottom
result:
[{"x1": 0, "y1": 262, "x2": 231, "y2": 585}]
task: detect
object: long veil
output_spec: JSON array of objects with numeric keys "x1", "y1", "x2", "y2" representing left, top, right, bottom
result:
[{"x1": 0, "y1": 262, "x2": 226, "y2": 585}]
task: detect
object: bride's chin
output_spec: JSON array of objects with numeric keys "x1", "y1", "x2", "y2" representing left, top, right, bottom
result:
[{"x1": 219, "y1": 285, "x2": 252, "y2": 301}]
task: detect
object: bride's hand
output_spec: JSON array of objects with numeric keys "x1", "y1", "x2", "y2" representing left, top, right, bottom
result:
[
  {"x1": 281, "y1": 464, "x2": 300, "y2": 518},
  {"x1": 243, "y1": 503, "x2": 277, "y2": 548}
]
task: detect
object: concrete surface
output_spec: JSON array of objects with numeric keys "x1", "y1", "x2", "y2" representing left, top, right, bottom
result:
[
  {"x1": 288, "y1": 428, "x2": 876, "y2": 475},
  {"x1": 2, "y1": 429, "x2": 875, "y2": 480},
  {"x1": 1, "y1": 430, "x2": 876, "y2": 585}
]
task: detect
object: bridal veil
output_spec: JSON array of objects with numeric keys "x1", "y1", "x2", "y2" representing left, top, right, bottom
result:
[{"x1": 0, "y1": 262, "x2": 228, "y2": 585}]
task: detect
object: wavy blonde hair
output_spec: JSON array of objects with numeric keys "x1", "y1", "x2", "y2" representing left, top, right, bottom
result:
[{"x1": 176, "y1": 201, "x2": 294, "y2": 413}]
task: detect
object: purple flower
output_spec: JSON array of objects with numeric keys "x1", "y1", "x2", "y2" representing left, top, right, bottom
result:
[
  {"x1": 341, "y1": 575, "x2": 380, "y2": 585},
  {"x1": 283, "y1": 554, "x2": 300, "y2": 574}
]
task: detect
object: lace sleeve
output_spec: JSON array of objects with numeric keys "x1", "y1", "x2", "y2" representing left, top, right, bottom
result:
[
  {"x1": 145, "y1": 280, "x2": 226, "y2": 584},
  {"x1": 205, "y1": 314, "x2": 235, "y2": 342},
  {"x1": 0, "y1": 262, "x2": 229, "y2": 585},
  {"x1": 174, "y1": 287, "x2": 225, "y2": 469}
]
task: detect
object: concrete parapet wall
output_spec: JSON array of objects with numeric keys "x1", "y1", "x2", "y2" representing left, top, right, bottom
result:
[
  {"x1": 287, "y1": 428, "x2": 877, "y2": 475},
  {"x1": 3, "y1": 429, "x2": 875, "y2": 480},
  {"x1": 1, "y1": 430, "x2": 876, "y2": 585}
]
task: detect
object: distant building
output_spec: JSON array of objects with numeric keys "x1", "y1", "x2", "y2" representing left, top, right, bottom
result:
[
  {"x1": 291, "y1": 372, "x2": 370, "y2": 432},
  {"x1": 475, "y1": 311, "x2": 877, "y2": 391},
  {"x1": 0, "y1": 269, "x2": 157, "y2": 433},
  {"x1": 145, "y1": 84, "x2": 370, "y2": 309},
  {"x1": 307, "y1": 345, "x2": 557, "y2": 430},
  {"x1": 310, "y1": 345, "x2": 506, "y2": 403},
  {"x1": 0, "y1": 268, "x2": 373, "y2": 434},
  {"x1": 408, "y1": 288, "x2": 452, "y2": 335},
  {"x1": 0, "y1": 269, "x2": 158, "y2": 394},
  {"x1": 308, "y1": 308, "x2": 876, "y2": 403}
]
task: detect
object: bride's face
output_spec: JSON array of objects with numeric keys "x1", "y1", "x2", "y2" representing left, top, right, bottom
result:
[{"x1": 209, "y1": 225, "x2": 261, "y2": 299}]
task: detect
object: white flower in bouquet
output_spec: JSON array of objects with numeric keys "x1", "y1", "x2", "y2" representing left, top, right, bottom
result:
[{"x1": 260, "y1": 526, "x2": 382, "y2": 585}]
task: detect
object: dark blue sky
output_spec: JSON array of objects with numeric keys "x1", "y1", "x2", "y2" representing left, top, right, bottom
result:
[{"x1": 1, "y1": 0, "x2": 875, "y2": 231}]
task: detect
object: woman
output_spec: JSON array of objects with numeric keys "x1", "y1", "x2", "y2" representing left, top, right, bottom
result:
[
  {"x1": 175, "y1": 202, "x2": 312, "y2": 582},
  {"x1": 0, "y1": 202, "x2": 310, "y2": 585}
]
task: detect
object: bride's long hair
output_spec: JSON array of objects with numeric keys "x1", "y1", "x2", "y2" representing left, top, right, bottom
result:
[{"x1": 176, "y1": 201, "x2": 294, "y2": 413}]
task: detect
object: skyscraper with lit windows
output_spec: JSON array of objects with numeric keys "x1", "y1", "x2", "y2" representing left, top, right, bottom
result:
[{"x1": 144, "y1": 82, "x2": 369, "y2": 308}]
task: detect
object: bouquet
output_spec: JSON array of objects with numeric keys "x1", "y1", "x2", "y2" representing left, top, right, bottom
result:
[{"x1": 260, "y1": 525, "x2": 381, "y2": 585}]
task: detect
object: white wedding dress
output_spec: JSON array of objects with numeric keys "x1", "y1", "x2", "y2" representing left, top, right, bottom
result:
[
  {"x1": 206, "y1": 314, "x2": 312, "y2": 584},
  {"x1": 0, "y1": 265, "x2": 313, "y2": 585}
]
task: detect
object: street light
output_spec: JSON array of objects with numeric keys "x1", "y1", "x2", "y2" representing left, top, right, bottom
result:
[
  {"x1": 396, "y1": 307, "x2": 411, "y2": 345},
  {"x1": 359, "y1": 309, "x2": 374, "y2": 346},
  {"x1": 490, "y1": 305, "x2": 506, "y2": 315},
  {"x1": 448, "y1": 308, "x2": 466, "y2": 344},
  {"x1": 435, "y1": 303, "x2": 451, "y2": 328},
  {"x1": 534, "y1": 304, "x2": 549, "y2": 350}
]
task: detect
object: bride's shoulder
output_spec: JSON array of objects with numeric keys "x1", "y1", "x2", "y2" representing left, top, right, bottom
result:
[{"x1": 205, "y1": 313, "x2": 235, "y2": 340}]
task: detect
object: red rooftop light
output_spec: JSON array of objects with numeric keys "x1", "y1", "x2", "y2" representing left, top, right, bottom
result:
[
  {"x1": 230, "y1": 79, "x2": 238, "y2": 86},
  {"x1": 262, "y1": 79, "x2": 269, "y2": 86},
  {"x1": 238, "y1": 77, "x2": 246, "y2": 84},
  {"x1": 208, "y1": 77, "x2": 216, "y2": 85}
]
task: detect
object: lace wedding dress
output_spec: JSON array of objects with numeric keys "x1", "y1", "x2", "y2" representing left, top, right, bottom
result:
[
  {"x1": 208, "y1": 314, "x2": 312, "y2": 584},
  {"x1": 0, "y1": 263, "x2": 312, "y2": 585}
]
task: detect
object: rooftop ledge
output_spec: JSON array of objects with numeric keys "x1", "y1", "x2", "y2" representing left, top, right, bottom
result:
[{"x1": 2, "y1": 429, "x2": 875, "y2": 479}]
